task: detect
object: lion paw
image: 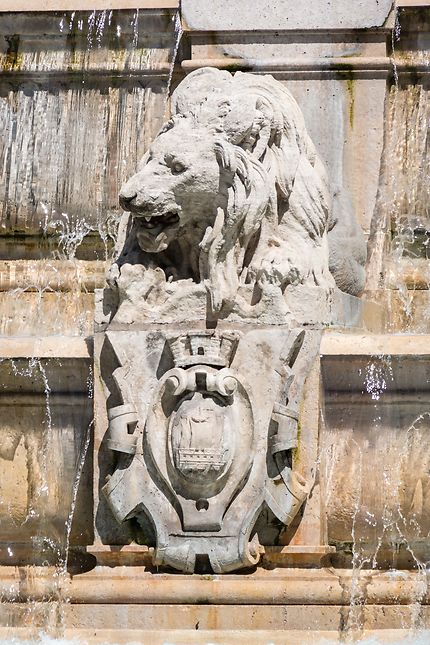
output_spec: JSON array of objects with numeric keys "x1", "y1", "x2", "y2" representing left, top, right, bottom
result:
[{"x1": 256, "y1": 259, "x2": 301, "y2": 290}]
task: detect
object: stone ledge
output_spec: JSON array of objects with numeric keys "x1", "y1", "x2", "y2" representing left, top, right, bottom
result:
[
  {"x1": 87, "y1": 544, "x2": 153, "y2": 567},
  {"x1": 0, "y1": 67, "x2": 175, "y2": 81},
  {"x1": 181, "y1": 0, "x2": 394, "y2": 31},
  {"x1": 66, "y1": 568, "x2": 430, "y2": 605},
  {"x1": 0, "y1": 336, "x2": 92, "y2": 358},
  {"x1": 182, "y1": 56, "x2": 430, "y2": 78},
  {"x1": 263, "y1": 545, "x2": 335, "y2": 568},
  {"x1": 87, "y1": 544, "x2": 335, "y2": 568},
  {"x1": 0, "y1": 566, "x2": 428, "y2": 605},
  {"x1": 0, "y1": 1, "x2": 178, "y2": 10},
  {"x1": 321, "y1": 331, "x2": 430, "y2": 356},
  {"x1": 0, "y1": 260, "x2": 106, "y2": 292},
  {"x1": 182, "y1": 57, "x2": 392, "y2": 71},
  {"x1": 1, "y1": 331, "x2": 422, "y2": 361},
  {"x1": 0, "y1": 627, "x2": 423, "y2": 645},
  {"x1": 2, "y1": 606, "x2": 429, "y2": 634}
]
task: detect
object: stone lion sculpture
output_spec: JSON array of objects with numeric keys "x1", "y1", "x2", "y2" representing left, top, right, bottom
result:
[
  {"x1": 100, "y1": 68, "x2": 368, "y2": 572},
  {"x1": 108, "y1": 67, "x2": 365, "y2": 321}
]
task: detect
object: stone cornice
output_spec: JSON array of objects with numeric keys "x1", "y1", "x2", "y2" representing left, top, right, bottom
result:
[
  {"x1": 0, "y1": 0, "x2": 178, "y2": 10},
  {"x1": 182, "y1": 56, "x2": 430, "y2": 78}
]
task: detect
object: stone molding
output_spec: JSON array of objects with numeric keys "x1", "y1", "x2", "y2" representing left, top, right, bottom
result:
[
  {"x1": 0, "y1": 565, "x2": 428, "y2": 605},
  {"x1": 182, "y1": 57, "x2": 430, "y2": 78},
  {"x1": 0, "y1": 0, "x2": 178, "y2": 10},
  {"x1": 0, "y1": 330, "x2": 424, "y2": 360},
  {"x1": 0, "y1": 336, "x2": 91, "y2": 358},
  {"x1": 0, "y1": 260, "x2": 106, "y2": 292}
]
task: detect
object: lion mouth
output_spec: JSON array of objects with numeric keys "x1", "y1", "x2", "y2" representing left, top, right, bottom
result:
[
  {"x1": 141, "y1": 211, "x2": 180, "y2": 230},
  {"x1": 135, "y1": 210, "x2": 180, "y2": 235}
]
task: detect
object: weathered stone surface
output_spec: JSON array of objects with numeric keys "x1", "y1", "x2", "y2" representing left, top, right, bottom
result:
[
  {"x1": 3, "y1": 625, "x2": 430, "y2": 644},
  {"x1": 108, "y1": 67, "x2": 365, "y2": 326},
  {"x1": 96, "y1": 69, "x2": 371, "y2": 574},
  {"x1": 100, "y1": 327, "x2": 319, "y2": 572},
  {"x1": 0, "y1": 336, "x2": 91, "y2": 358},
  {"x1": 0, "y1": 291, "x2": 95, "y2": 336},
  {"x1": 182, "y1": 0, "x2": 394, "y2": 31},
  {"x1": 321, "y1": 342, "x2": 430, "y2": 567},
  {"x1": 0, "y1": 0, "x2": 429, "y2": 637}
]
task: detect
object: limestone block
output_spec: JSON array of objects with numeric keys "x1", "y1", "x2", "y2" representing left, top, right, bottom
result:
[
  {"x1": 188, "y1": 37, "x2": 389, "y2": 63},
  {"x1": 182, "y1": 0, "x2": 394, "y2": 31},
  {"x1": 0, "y1": 292, "x2": 95, "y2": 336},
  {"x1": 0, "y1": 259, "x2": 105, "y2": 336},
  {"x1": 285, "y1": 78, "x2": 386, "y2": 236}
]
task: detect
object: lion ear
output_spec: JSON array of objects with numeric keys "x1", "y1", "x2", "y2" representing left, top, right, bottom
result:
[{"x1": 214, "y1": 139, "x2": 237, "y2": 175}]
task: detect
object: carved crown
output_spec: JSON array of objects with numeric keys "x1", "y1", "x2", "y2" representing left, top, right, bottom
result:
[{"x1": 168, "y1": 331, "x2": 240, "y2": 368}]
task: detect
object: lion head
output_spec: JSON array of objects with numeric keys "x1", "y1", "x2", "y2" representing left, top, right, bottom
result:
[
  {"x1": 119, "y1": 121, "x2": 223, "y2": 255},
  {"x1": 115, "y1": 68, "x2": 365, "y2": 316}
]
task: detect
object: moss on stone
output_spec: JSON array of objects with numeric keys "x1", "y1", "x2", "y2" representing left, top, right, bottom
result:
[
  {"x1": 346, "y1": 77, "x2": 355, "y2": 129},
  {"x1": 1, "y1": 35, "x2": 22, "y2": 72}
]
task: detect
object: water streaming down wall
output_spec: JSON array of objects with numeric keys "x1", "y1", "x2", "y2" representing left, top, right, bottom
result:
[
  {"x1": 0, "y1": 8, "x2": 180, "y2": 336},
  {"x1": 0, "y1": 10, "x2": 173, "y2": 233},
  {"x1": 319, "y1": 8, "x2": 430, "y2": 635},
  {"x1": 375, "y1": 81, "x2": 430, "y2": 330},
  {"x1": 0, "y1": 7, "x2": 180, "y2": 636},
  {"x1": 367, "y1": 6, "x2": 430, "y2": 331}
]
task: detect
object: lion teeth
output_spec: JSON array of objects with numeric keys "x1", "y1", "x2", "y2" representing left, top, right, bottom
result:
[{"x1": 144, "y1": 216, "x2": 151, "y2": 222}]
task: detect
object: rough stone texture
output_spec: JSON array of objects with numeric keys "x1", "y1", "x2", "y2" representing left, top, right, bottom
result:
[
  {"x1": 101, "y1": 328, "x2": 319, "y2": 572},
  {"x1": 289, "y1": 78, "x2": 387, "y2": 238},
  {"x1": 3, "y1": 564, "x2": 430, "y2": 605},
  {"x1": 182, "y1": 0, "x2": 394, "y2": 31}
]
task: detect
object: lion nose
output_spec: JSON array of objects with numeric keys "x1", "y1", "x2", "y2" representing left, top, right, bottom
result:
[{"x1": 119, "y1": 190, "x2": 137, "y2": 211}]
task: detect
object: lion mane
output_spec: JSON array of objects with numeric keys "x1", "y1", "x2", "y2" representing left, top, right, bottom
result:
[{"x1": 114, "y1": 67, "x2": 365, "y2": 316}]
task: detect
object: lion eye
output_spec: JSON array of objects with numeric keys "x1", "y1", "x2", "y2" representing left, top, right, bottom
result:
[{"x1": 171, "y1": 161, "x2": 186, "y2": 174}]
